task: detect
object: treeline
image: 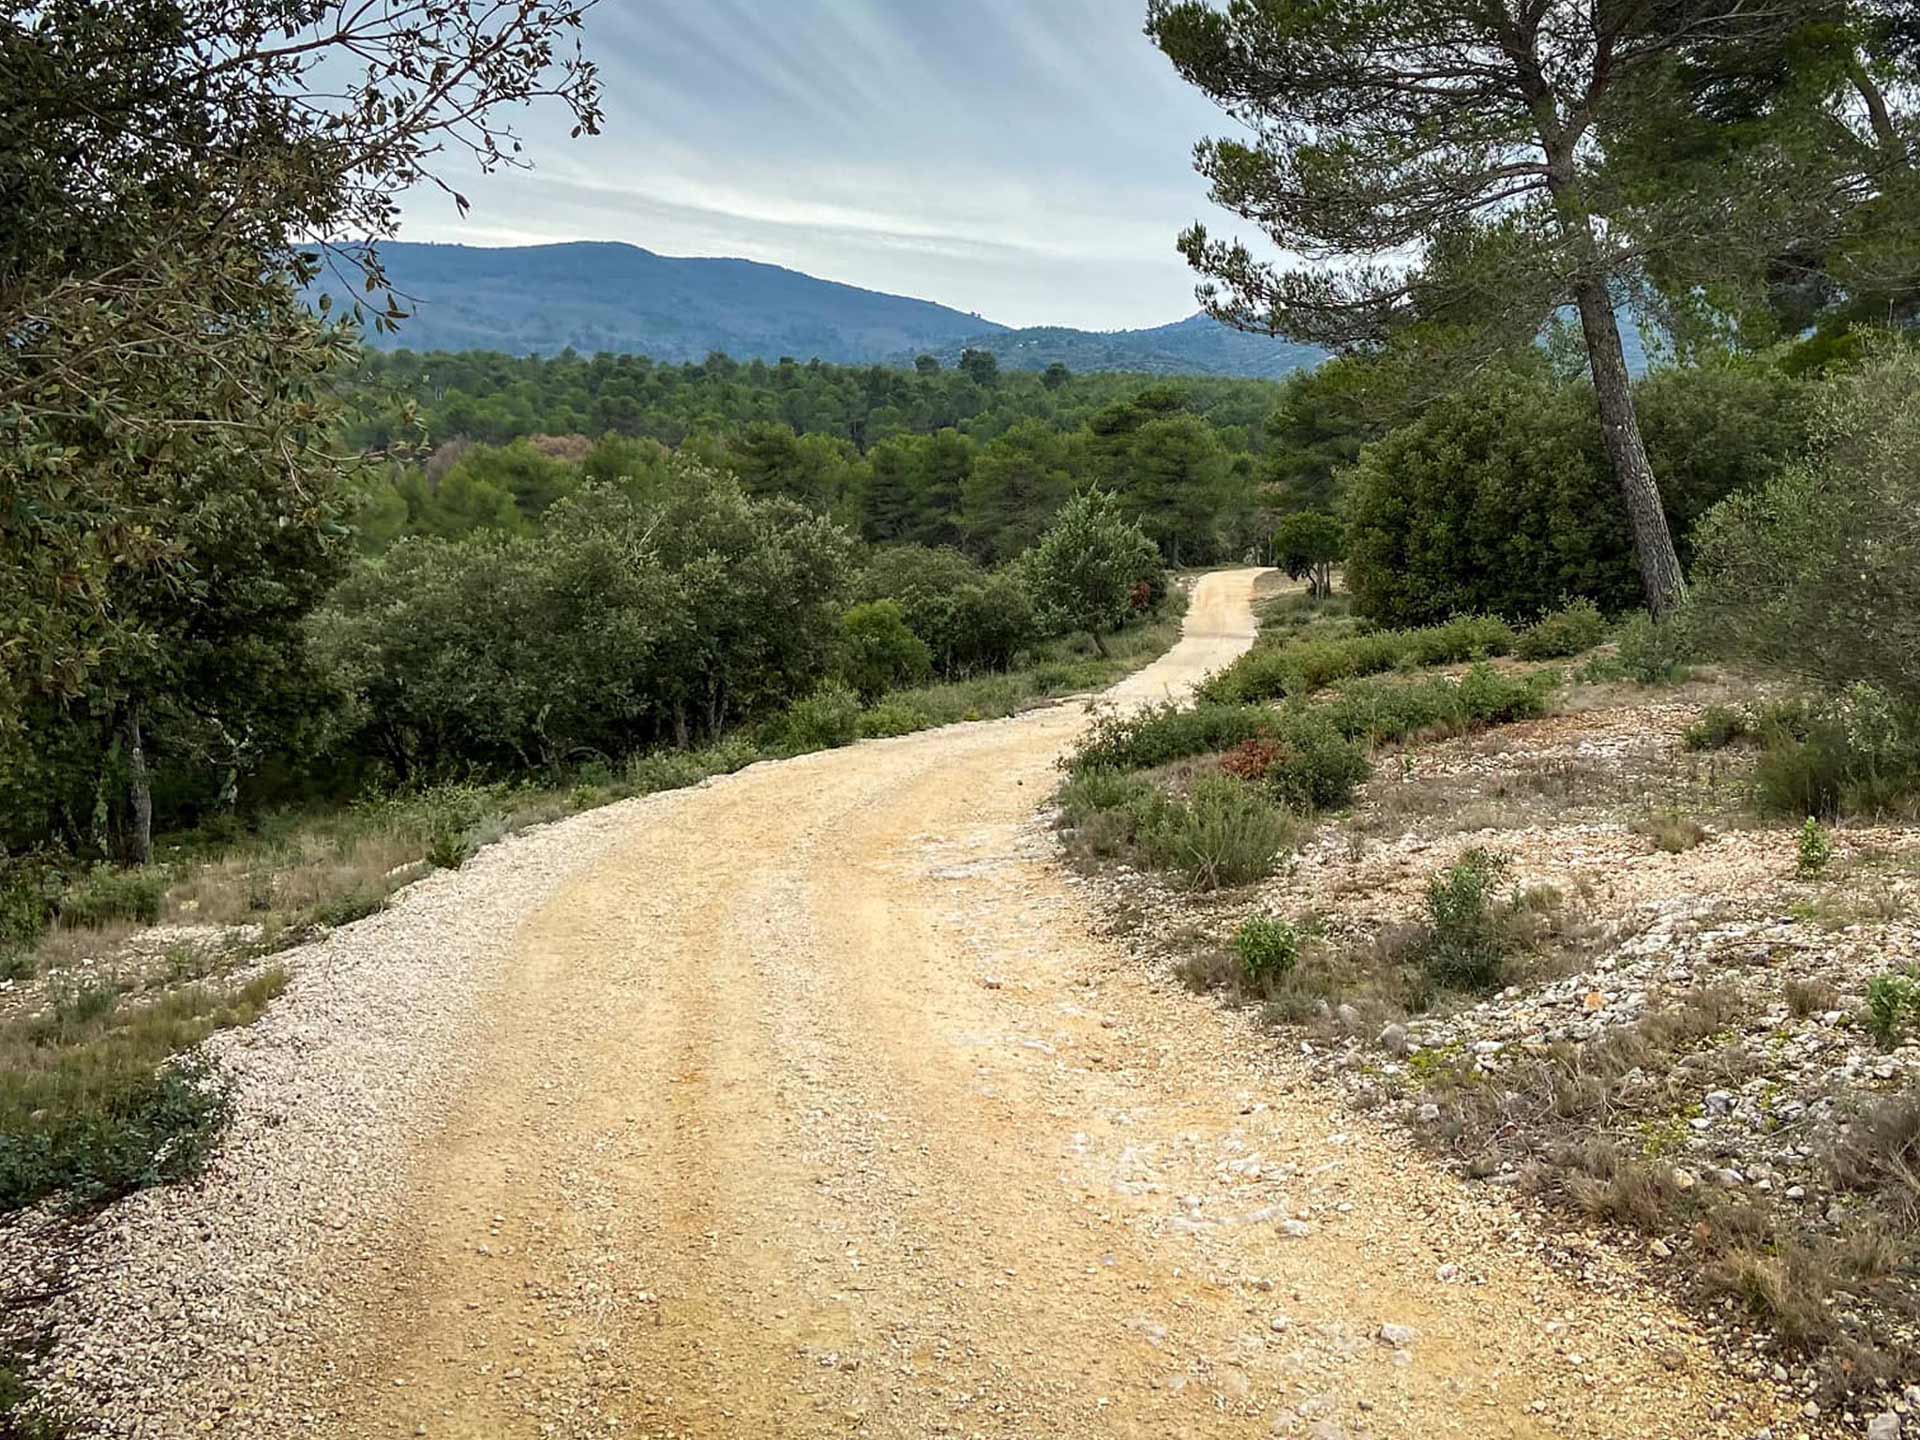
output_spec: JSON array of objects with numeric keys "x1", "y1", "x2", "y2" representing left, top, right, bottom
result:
[
  {"x1": 347, "y1": 338, "x2": 1825, "y2": 616},
  {"x1": 344, "y1": 346, "x2": 1285, "y2": 454},
  {"x1": 350, "y1": 369, "x2": 1290, "y2": 565},
  {"x1": 3, "y1": 454, "x2": 1170, "y2": 859}
]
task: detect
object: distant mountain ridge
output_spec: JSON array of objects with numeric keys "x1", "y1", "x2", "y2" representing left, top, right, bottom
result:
[
  {"x1": 323, "y1": 240, "x2": 1327, "y2": 379},
  {"x1": 907, "y1": 313, "x2": 1326, "y2": 381},
  {"x1": 319, "y1": 241, "x2": 1005, "y2": 365}
]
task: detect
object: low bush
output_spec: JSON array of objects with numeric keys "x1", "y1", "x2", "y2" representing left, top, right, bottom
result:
[
  {"x1": 1077, "y1": 666, "x2": 1554, "y2": 783},
  {"x1": 1317, "y1": 664, "x2": 1556, "y2": 746},
  {"x1": 1218, "y1": 736, "x2": 1285, "y2": 781},
  {"x1": 0, "y1": 859, "x2": 57, "y2": 952},
  {"x1": 1139, "y1": 776, "x2": 1297, "y2": 891},
  {"x1": 1059, "y1": 771, "x2": 1294, "y2": 890},
  {"x1": 1235, "y1": 916, "x2": 1302, "y2": 985},
  {"x1": 0, "y1": 1057, "x2": 229, "y2": 1215},
  {"x1": 1404, "y1": 615, "x2": 1518, "y2": 666},
  {"x1": 1865, "y1": 974, "x2": 1918, "y2": 1050},
  {"x1": 1198, "y1": 615, "x2": 1515, "y2": 705},
  {"x1": 0, "y1": 968, "x2": 285, "y2": 1213},
  {"x1": 1796, "y1": 817, "x2": 1836, "y2": 876},
  {"x1": 1683, "y1": 704, "x2": 1755, "y2": 751},
  {"x1": 55, "y1": 864, "x2": 167, "y2": 929},
  {"x1": 307, "y1": 886, "x2": 388, "y2": 929},
  {"x1": 1261, "y1": 716, "x2": 1372, "y2": 813},
  {"x1": 1057, "y1": 766, "x2": 1150, "y2": 825},
  {"x1": 1633, "y1": 810, "x2": 1709, "y2": 853},
  {"x1": 1608, "y1": 611, "x2": 1697, "y2": 685},
  {"x1": 1070, "y1": 702, "x2": 1275, "y2": 773},
  {"x1": 771, "y1": 683, "x2": 863, "y2": 754},
  {"x1": 1516, "y1": 599, "x2": 1609, "y2": 660},
  {"x1": 625, "y1": 736, "x2": 760, "y2": 794},
  {"x1": 1828, "y1": 1085, "x2": 1920, "y2": 1219},
  {"x1": 401, "y1": 782, "x2": 502, "y2": 870},
  {"x1": 1418, "y1": 849, "x2": 1512, "y2": 991},
  {"x1": 1751, "y1": 685, "x2": 1920, "y2": 820},
  {"x1": 856, "y1": 700, "x2": 932, "y2": 739}
]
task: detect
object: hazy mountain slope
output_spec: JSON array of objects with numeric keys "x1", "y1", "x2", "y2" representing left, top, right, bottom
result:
[
  {"x1": 915, "y1": 313, "x2": 1327, "y2": 379},
  {"x1": 324, "y1": 241, "x2": 1006, "y2": 364},
  {"x1": 328, "y1": 239, "x2": 1642, "y2": 380}
]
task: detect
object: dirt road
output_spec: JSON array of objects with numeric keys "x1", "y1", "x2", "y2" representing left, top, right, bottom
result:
[{"x1": 310, "y1": 569, "x2": 1784, "y2": 1439}]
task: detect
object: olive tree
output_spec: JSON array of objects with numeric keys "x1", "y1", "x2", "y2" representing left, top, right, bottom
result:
[{"x1": 1022, "y1": 490, "x2": 1162, "y2": 656}]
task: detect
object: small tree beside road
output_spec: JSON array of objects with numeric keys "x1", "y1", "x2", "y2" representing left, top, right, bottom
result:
[{"x1": 1023, "y1": 490, "x2": 1162, "y2": 657}]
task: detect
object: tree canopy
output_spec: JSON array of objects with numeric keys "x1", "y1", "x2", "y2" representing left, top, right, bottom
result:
[{"x1": 1147, "y1": 0, "x2": 1905, "y2": 617}]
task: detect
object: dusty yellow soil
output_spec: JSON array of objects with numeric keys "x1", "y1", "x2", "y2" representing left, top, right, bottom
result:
[{"x1": 315, "y1": 571, "x2": 1789, "y2": 1439}]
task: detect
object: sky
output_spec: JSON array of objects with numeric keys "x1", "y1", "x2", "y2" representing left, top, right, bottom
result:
[{"x1": 396, "y1": 0, "x2": 1253, "y2": 331}]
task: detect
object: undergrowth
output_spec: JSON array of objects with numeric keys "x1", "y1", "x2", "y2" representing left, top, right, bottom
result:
[{"x1": 0, "y1": 969, "x2": 285, "y2": 1213}]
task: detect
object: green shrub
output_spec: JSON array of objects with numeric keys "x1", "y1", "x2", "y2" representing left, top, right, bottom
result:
[
  {"x1": 1317, "y1": 665, "x2": 1555, "y2": 746},
  {"x1": 0, "y1": 1057, "x2": 230, "y2": 1214},
  {"x1": 838, "y1": 600, "x2": 933, "y2": 702},
  {"x1": 1070, "y1": 702, "x2": 1275, "y2": 773},
  {"x1": 311, "y1": 461, "x2": 856, "y2": 777},
  {"x1": 1796, "y1": 817, "x2": 1835, "y2": 876},
  {"x1": 772, "y1": 683, "x2": 863, "y2": 754},
  {"x1": 0, "y1": 859, "x2": 57, "y2": 950},
  {"x1": 1139, "y1": 776, "x2": 1296, "y2": 891},
  {"x1": 1752, "y1": 686, "x2": 1920, "y2": 819},
  {"x1": 1235, "y1": 916, "x2": 1302, "y2": 983},
  {"x1": 853, "y1": 547, "x2": 1036, "y2": 675},
  {"x1": 1516, "y1": 599, "x2": 1609, "y2": 660},
  {"x1": 1404, "y1": 615, "x2": 1517, "y2": 666},
  {"x1": 625, "y1": 739, "x2": 762, "y2": 795},
  {"x1": 1199, "y1": 616, "x2": 1515, "y2": 706},
  {"x1": 1609, "y1": 611, "x2": 1696, "y2": 685},
  {"x1": 0, "y1": 970, "x2": 285, "y2": 1214},
  {"x1": 1865, "y1": 974, "x2": 1918, "y2": 1050},
  {"x1": 402, "y1": 782, "x2": 501, "y2": 870},
  {"x1": 1683, "y1": 704, "x2": 1754, "y2": 751},
  {"x1": 856, "y1": 700, "x2": 932, "y2": 739},
  {"x1": 1420, "y1": 849, "x2": 1511, "y2": 991},
  {"x1": 1692, "y1": 344, "x2": 1918, "y2": 706},
  {"x1": 307, "y1": 886, "x2": 387, "y2": 929},
  {"x1": 1262, "y1": 716, "x2": 1371, "y2": 813},
  {"x1": 1345, "y1": 363, "x2": 1807, "y2": 627},
  {"x1": 56, "y1": 864, "x2": 168, "y2": 929}
]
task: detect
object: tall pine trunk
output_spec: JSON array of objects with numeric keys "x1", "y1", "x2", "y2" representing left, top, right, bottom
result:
[
  {"x1": 122, "y1": 701, "x2": 153, "y2": 866},
  {"x1": 1571, "y1": 279, "x2": 1686, "y2": 616}
]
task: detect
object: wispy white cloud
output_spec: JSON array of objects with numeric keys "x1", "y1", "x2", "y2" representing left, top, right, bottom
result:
[{"x1": 398, "y1": 0, "x2": 1251, "y2": 329}]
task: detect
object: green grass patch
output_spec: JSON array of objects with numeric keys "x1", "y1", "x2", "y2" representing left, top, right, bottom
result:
[{"x1": 0, "y1": 968, "x2": 286, "y2": 1213}]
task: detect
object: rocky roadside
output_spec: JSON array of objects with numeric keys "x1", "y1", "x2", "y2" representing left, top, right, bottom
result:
[{"x1": 1062, "y1": 690, "x2": 1920, "y2": 1439}]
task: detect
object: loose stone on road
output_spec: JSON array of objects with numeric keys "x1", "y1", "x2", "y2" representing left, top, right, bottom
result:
[{"x1": 15, "y1": 570, "x2": 1794, "y2": 1438}]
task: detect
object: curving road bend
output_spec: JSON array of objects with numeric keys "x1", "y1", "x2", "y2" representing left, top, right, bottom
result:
[{"x1": 110, "y1": 569, "x2": 1783, "y2": 1439}]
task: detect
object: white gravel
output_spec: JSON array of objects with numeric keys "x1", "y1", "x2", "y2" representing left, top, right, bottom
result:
[{"x1": 0, "y1": 775, "x2": 748, "y2": 1436}]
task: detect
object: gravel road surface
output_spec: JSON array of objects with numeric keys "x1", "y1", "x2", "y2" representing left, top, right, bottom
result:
[{"x1": 7, "y1": 569, "x2": 1793, "y2": 1438}]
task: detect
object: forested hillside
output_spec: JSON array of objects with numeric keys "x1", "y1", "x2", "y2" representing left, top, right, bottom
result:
[
  {"x1": 315, "y1": 241, "x2": 1006, "y2": 362},
  {"x1": 321, "y1": 240, "x2": 1328, "y2": 377}
]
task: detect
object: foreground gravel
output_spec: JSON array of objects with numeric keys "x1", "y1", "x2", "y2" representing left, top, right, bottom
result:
[{"x1": 0, "y1": 780, "x2": 745, "y2": 1434}]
